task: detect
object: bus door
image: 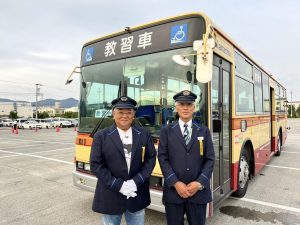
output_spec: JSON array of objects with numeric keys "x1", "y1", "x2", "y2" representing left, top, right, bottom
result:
[{"x1": 211, "y1": 55, "x2": 231, "y2": 204}]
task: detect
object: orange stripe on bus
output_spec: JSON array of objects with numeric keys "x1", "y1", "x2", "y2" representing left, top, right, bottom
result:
[{"x1": 232, "y1": 114, "x2": 287, "y2": 130}]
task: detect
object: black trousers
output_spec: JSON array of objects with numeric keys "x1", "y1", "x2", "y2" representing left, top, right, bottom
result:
[{"x1": 165, "y1": 202, "x2": 206, "y2": 225}]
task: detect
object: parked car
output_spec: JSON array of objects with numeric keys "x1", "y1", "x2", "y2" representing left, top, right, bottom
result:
[
  {"x1": 36, "y1": 119, "x2": 55, "y2": 129},
  {"x1": 2, "y1": 119, "x2": 13, "y2": 127},
  {"x1": 52, "y1": 118, "x2": 72, "y2": 128},
  {"x1": 16, "y1": 119, "x2": 28, "y2": 128},
  {"x1": 22, "y1": 121, "x2": 42, "y2": 129},
  {"x1": 67, "y1": 119, "x2": 78, "y2": 127}
]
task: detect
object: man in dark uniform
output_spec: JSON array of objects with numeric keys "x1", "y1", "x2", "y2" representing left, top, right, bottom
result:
[
  {"x1": 90, "y1": 96, "x2": 156, "y2": 225},
  {"x1": 158, "y1": 90, "x2": 215, "y2": 225}
]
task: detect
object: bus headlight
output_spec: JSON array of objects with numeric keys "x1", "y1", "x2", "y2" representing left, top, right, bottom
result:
[
  {"x1": 77, "y1": 161, "x2": 84, "y2": 169},
  {"x1": 84, "y1": 163, "x2": 90, "y2": 171}
]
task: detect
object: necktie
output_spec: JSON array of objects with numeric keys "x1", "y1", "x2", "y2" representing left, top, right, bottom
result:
[{"x1": 183, "y1": 124, "x2": 190, "y2": 144}]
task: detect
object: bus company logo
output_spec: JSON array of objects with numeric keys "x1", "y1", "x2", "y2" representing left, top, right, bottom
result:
[
  {"x1": 121, "y1": 97, "x2": 128, "y2": 101},
  {"x1": 84, "y1": 47, "x2": 94, "y2": 63},
  {"x1": 170, "y1": 24, "x2": 188, "y2": 45}
]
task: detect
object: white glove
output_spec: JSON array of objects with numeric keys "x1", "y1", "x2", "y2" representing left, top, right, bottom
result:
[
  {"x1": 126, "y1": 179, "x2": 137, "y2": 192},
  {"x1": 119, "y1": 180, "x2": 137, "y2": 199}
]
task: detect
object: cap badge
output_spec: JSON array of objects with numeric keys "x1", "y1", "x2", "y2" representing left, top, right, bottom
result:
[
  {"x1": 120, "y1": 97, "x2": 127, "y2": 101},
  {"x1": 183, "y1": 91, "x2": 190, "y2": 96}
]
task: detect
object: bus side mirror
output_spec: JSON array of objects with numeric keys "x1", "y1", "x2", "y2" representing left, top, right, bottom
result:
[
  {"x1": 213, "y1": 119, "x2": 221, "y2": 133},
  {"x1": 193, "y1": 39, "x2": 215, "y2": 83}
]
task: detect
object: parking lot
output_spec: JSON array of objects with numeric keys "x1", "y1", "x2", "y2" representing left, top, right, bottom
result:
[{"x1": 0, "y1": 120, "x2": 300, "y2": 225}]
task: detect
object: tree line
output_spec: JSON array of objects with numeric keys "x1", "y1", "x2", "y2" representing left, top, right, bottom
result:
[{"x1": 288, "y1": 105, "x2": 300, "y2": 118}]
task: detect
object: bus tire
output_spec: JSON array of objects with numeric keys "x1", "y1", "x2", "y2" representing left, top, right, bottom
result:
[
  {"x1": 232, "y1": 147, "x2": 250, "y2": 198},
  {"x1": 275, "y1": 132, "x2": 282, "y2": 156}
]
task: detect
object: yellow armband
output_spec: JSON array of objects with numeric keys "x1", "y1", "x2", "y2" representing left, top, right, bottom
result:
[
  {"x1": 142, "y1": 146, "x2": 145, "y2": 162},
  {"x1": 198, "y1": 137, "x2": 204, "y2": 156}
]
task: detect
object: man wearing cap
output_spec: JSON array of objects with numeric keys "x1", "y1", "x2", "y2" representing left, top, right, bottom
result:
[
  {"x1": 158, "y1": 90, "x2": 215, "y2": 225},
  {"x1": 90, "y1": 96, "x2": 156, "y2": 225}
]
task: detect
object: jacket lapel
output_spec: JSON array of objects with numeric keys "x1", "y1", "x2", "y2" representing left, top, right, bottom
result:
[
  {"x1": 130, "y1": 125, "x2": 141, "y2": 162},
  {"x1": 172, "y1": 122, "x2": 186, "y2": 148},
  {"x1": 108, "y1": 124, "x2": 125, "y2": 158},
  {"x1": 187, "y1": 122, "x2": 201, "y2": 150}
]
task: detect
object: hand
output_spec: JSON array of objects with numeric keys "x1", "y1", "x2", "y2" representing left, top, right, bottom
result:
[
  {"x1": 174, "y1": 181, "x2": 191, "y2": 198},
  {"x1": 126, "y1": 179, "x2": 137, "y2": 192},
  {"x1": 187, "y1": 181, "x2": 202, "y2": 196},
  {"x1": 126, "y1": 180, "x2": 137, "y2": 199},
  {"x1": 119, "y1": 180, "x2": 137, "y2": 199},
  {"x1": 126, "y1": 191, "x2": 137, "y2": 199}
]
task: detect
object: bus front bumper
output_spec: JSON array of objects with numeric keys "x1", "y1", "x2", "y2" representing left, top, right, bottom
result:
[{"x1": 73, "y1": 170, "x2": 96, "y2": 192}]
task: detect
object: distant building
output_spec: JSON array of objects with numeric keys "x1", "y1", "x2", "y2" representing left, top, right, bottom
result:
[
  {"x1": 65, "y1": 106, "x2": 78, "y2": 113},
  {"x1": 0, "y1": 102, "x2": 14, "y2": 117},
  {"x1": 55, "y1": 102, "x2": 62, "y2": 109},
  {"x1": 0, "y1": 102, "x2": 33, "y2": 118},
  {"x1": 38, "y1": 107, "x2": 56, "y2": 117},
  {"x1": 16, "y1": 102, "x2": 33, "y2": 118}
]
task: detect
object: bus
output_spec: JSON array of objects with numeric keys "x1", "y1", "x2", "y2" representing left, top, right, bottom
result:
[{"x1": 69, "y1": 12, "x2": 288, "y2": 215}]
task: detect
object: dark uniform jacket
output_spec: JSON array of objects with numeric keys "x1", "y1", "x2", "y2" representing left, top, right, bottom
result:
[
  {"x1": 158, "y1": 121, "x2": 215, "y2": 204},
  {"x1": 90, "y1": 123, "x2": 156, "y2": 214}
]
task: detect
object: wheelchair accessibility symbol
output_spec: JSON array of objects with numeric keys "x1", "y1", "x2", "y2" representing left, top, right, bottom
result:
[
  {"x1": 84, "y1": 47, "x2": 94, "y2": 63},
  {"x1": 170, "y1": 24, "x2": 188, "y2": 44}
]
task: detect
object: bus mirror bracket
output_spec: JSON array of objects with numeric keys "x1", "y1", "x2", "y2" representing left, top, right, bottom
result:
[{"x1": 65, "y1": 66, "x2": 86, "y2": 88}]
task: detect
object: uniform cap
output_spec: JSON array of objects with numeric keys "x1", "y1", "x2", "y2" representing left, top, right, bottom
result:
[
  {"x1": 111, "y1": 96, "x2": 137, "y2": 109},
  {"x1": 173, "y1": 90, "x2": 197, "y2": 103}
]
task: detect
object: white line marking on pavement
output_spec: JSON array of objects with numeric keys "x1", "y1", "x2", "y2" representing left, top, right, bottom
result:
[
  {"x1": 0, "y1": 144, "x2": 47, "y2": 150},
  {"x1": 0, "y1": 150, "x2": 73, "y2": 165},
  {"x1": 265, "y1": 164, "x2": 300, "y2": 171},
  {"x1": 231, "y1": 197, "x2": 300, "y2": 213},
  {"x1": 31, "y1": 147, "x2": 74, "y2": 154},
  {"x1": 3, "y1": 139, "x2": 75, "y2": 145}
]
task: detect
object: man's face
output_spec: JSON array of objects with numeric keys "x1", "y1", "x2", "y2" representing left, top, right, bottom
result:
[
  {"x1": 175, "y1": 102, "x2": 195, "y2": 122},
  {"x1": 112, "y1": 108, "x2": 135, "y2": 130}
]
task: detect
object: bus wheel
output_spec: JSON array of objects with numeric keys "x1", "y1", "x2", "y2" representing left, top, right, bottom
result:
[
  {"x1": 232, "y1": 147, "x2": 250, "y2": 198},
  {"x1": 275, "y1": 132, "x2": 282, "y2": 156}
]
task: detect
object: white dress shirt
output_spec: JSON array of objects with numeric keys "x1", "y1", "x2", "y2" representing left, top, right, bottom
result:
[{"x1": 178, "y1": 118, "x2": 193, "y2": 137}]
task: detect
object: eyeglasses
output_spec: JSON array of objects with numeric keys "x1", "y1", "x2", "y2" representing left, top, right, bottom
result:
[
  {"x1": 176, "y1": 102, "x2": 194, "y2": 107},
  {"x1": 115, "y1": 111, "x2": 134, "y2": 117}
]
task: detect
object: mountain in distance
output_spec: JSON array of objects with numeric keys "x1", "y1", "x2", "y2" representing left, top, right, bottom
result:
[
  {"x1": 32, "y1": 98, "x2": 79, "y2": 108},
  {"x1": 0, "y1": 98, "x2": 78, "y2": 108}
]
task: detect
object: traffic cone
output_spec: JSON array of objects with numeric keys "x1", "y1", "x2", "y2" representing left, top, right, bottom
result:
[
  {"x1": 12, "y1": 127, "x2": 14, "y2": 133},
  {"x1": 15, "y1": 128, "x2": 19, "y2": 134},
  {"x1": 56, "y1": 126, "x2": 60, "y2": 132},
  {"x1": 35, "y1": 127, "x2": 38, "y2": 132},
  {"x1": 74, "y1": 126, "x2": 77, "y2": 131}
]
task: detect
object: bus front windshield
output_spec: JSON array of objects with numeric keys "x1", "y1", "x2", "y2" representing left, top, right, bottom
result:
[{"x1": 79, "y1": 47, "x2": 207, "y2": 135}]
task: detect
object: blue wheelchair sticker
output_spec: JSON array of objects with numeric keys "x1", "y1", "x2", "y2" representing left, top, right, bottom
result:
[
  {"x1": 85, "y1": 47, "x2": 94, "y2": 63},
  {"x1": 170, "y1": 24, "x2": 188, "y2": 45}
]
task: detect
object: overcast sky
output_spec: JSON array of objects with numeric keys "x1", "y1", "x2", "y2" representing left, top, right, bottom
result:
[{"x1": 0, "y1": 0, "x2": 299, "y2": 102}]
